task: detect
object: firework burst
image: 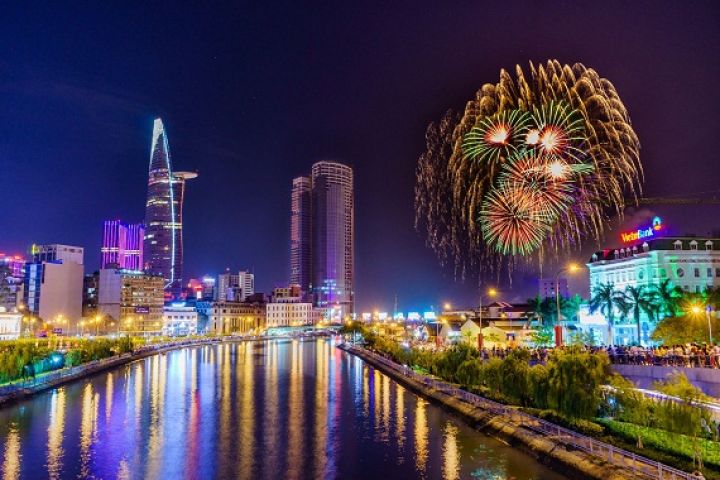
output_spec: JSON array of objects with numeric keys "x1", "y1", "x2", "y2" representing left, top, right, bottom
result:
[{"x1": 415, "y1": 60, "x2": 642, "y2": 277}]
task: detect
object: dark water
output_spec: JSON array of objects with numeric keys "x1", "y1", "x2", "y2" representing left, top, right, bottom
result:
[{"x1": 0, "y1": 339, "x2": 567, "y2": 479}]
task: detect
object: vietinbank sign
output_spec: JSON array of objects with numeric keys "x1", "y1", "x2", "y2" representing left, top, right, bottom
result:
[{"x1": 621, "y1": 216, "x2": 664, "y2": 243}]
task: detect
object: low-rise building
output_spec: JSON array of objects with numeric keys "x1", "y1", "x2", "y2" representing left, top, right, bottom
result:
[
  {"x1": 201, "y1": 301, "x2": 266, "y2": 335},
  {"x1": 266, "y1": 285, "x2": 317, "y2": 329},
  {"x1": 163, "y1": 302, "x2": 198, "y2": 336},
  {"x1": 98, "y1": 268, "x2": 164, "y2": 335},
  {"x1": 0, "y1": 309, "x2": 22, "y2": 340},
  {"x1": 587, "y1": 219, "x2": 720, "y2": 344}
]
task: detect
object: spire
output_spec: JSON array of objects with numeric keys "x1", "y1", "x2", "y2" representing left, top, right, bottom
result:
[{"x1": 149, "y1": 117, "x2": 171, "y2": 173}]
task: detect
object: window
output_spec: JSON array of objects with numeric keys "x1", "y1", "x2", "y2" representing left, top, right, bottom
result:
[
  {"x1": 690, "y1": 241, "x2": 698, "y2": 251},
  {"x1": 708, "y1": 268, "x2": 713, "y2": 278},
  {"x1": 677, "y1": 268, "x2": 685, "y2": 278},
  {"x1": 695, "y1": 268, "x2": 700, "y2": 278},
  {"x1": 674, "y1": 241, "x2": 682, "y2": 250},
  {"x1": 706, "y1": 241, "x2": 713, "y2": 251}
]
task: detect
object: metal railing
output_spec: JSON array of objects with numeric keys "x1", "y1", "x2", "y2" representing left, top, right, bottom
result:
[{"x1": 341, "y1": 343, "x2": 694, "y2": 480}]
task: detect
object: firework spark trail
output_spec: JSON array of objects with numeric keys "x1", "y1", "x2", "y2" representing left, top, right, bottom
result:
[{"x1": 415, "y1": 60, "x2": 642, "y2": 278}]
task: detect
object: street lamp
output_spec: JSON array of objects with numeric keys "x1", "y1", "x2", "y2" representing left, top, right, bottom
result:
[
  {"x1": 691, "y1": 305, "x2": 714, "y2": 346},
  {"x1": 477, "y1": 287, "x2": 498, "y2": 325}
]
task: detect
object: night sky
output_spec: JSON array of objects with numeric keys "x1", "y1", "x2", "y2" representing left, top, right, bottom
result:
[{"x1": 2, "y1": 1, "x2": 719, "y2": 312}]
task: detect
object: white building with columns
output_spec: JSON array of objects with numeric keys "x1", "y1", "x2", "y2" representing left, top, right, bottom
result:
[{"x1": 587, "y1": 230, "x2": 720, "y2": 344}]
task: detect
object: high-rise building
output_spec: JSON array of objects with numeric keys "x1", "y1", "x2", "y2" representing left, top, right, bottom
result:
[
  {"x1": 238, "y1": 270, "x2": 254, "y2": 301},
  {"x1": 24, "y1": 244, "x2": 84, "y2": 327},
  {"x1": 290, "y1": 176, "x2": 312, "y2": 292},
  {"x1": 215, "y1": 270, "x2": 254, "y2": 301},
  {"x1": 0, "y1": 254, "x2": 25, "y2": 312},
  {"x1": 143, "y1": 118, "x2": 197, "y2": 297},
  {"x1": 290, "y1": 161, "x2": 354, "y2": 320},
  {"x1": 101, "y1": 220, "x2": 144, "y2": 270}
]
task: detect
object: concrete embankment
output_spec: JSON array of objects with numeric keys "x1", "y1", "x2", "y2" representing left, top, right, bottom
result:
[
  {"x1": 339, "y1": 344, "x2": 649, "y2": 480},
  {"x1": 614, "y1": 364, "x2": 720, "y2": 398},
  {"x1": 0, "y1": 338, "x2": 220, "y2": 408}
]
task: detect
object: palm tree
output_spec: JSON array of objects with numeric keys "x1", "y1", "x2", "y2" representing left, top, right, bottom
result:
[
  {"x1": 526, "y1": 296, "x2": 545, "y2": 325},
  {"x1": 622, "y1": 285, "x2": 655, "y2": 345},
  {"x1": 589, "y1": 283, "x2": 624, "y2": 345},
  {"x1": 651, "y1": 279, "x2": 682, "y2": 320}
]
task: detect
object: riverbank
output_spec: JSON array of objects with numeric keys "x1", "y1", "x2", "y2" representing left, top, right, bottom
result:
[
  {"x1": 338, "y1": 342, "x2": 692, "y2": 480},
  {"x1": 0, "y1": 337, "x2": 220, "y2": 407}
]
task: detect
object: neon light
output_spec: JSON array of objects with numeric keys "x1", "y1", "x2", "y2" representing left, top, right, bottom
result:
[{"x1": 621, "y1": 216, "x2": 664, "y2": 243}]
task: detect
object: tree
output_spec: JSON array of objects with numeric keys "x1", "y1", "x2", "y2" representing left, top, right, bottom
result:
[
  {"x1": 622, "y1": 285, "x2": 656, "y2": 345},
  {"x1": 651, "y1": 314, "x2": 720, "y2": 345},
  {"x1": 589, "y1": 283, "x2": 624, "y2": 345},
  {"x1": 651, "y1": 279, "x2": 682, "y2": 320}
]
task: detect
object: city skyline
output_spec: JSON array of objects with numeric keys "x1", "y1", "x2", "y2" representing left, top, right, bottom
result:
[{"x1": 1, "y1": 2, "x2": 719, "y2": 311}]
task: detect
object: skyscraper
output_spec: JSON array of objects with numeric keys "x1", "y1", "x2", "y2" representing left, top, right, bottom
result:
[
  {"x1": 290, "y1": 161, "x2": 354, "y2": 320},
  {"x1": 143, "y1": 118, "x2": 197, "y2": 296},
  {"x1": 290, "y1": 176, "x2": 312, "y2": 292},
  {"x1": 101, "y1": 220, "x2": 144, "y2": 270}
]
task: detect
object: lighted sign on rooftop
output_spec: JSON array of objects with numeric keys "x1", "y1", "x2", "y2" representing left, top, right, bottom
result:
[{"x1": 620, "y1": 216, "x2": 664, "y2": 244}]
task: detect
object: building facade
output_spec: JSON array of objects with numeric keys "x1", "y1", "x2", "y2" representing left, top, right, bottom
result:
[
  {"x1": 0, "y1": 310, "x2": 22, "y2": 340},
  {"x1": 588, "y1": 235, "x2": 720, "y2": 344},
  {"x1": 24, "y1": 244, "x2": 84, "y2": 327},
  {"x1": 291, "y1": 161, "x2": 354, "y2": 319},
  {"x1": 290, "y1": 176, "x2": 312, "y2": 293},
  {"x1": 101, "y1": 220, "x2": 144, "y2": 270},
  {"x1": 0, "y1": 254, "x2": 25, "y2": 312},
  {"x1": 98, "y1": 268, "x2": 165, "y2": 335},
  {"x1": 162, "y1": 302, "x2": 198, "y2": 336},
  {"x1": 216, "y1": 270, "x2": 254, "y2": 302},
  {"x1": 202, "y1": 301, "x2": 266, "y2": 335},
  {"x1": 143, "y1": 118, "x2": 197, "y2": 296},
  {"x1": 538, "y1": 277, "x2": 569, "y2": 299}
]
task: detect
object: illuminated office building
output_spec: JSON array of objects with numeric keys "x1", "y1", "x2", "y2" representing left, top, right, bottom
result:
[
  {"x1": 143, "y1": 118, "x2": 197, "y2": 296},
  {"x1": 290, "y1": 161, "x2": 354, "y2": 320},
  {"x1": 0, "y1": 254, "x2": 25, "y2": 312},
  {"x1": 101, "y1": 220, "x2": 144, "y2": 270}
]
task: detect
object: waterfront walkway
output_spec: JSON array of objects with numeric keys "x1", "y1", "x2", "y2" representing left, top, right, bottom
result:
[{"x1": 339, "y1": 342, "x2": 696, "y2": 480}]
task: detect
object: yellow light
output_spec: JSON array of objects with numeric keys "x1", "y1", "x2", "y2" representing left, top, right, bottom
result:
[
  {"x1": 547, "y1": 160, "x2": 567, "y2": 179},
  {"x1": 444, "y1": 303, "x2": 451, "y2": 311},
  {"x1": 525, "y1": 129, "x2": 539, "y2": 145},
  {"x1": 487, "y1": 288, "x2": 498, "y2": 297},
  {"x1": 487, "y1": 124, "x2": 509, "y2": 144},
  {"x1": 691, "y1": 306, "x2": 703, "y2": 315},
  {"x1": 567, "y1": 263, "x2": 580, "y2": 273}
]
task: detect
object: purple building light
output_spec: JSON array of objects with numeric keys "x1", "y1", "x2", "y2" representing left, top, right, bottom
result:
[{"x1": 101, "y1": 220, "x2": 145, "y2": 270}]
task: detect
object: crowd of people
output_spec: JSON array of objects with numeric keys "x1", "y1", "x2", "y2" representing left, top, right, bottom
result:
[{"x1": 474, "y1": 344, "x2": 720, "y2": 368}]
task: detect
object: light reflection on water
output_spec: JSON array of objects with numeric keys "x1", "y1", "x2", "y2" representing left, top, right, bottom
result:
[{"x1": 0, "y1": 339, "x2": 567, "y2": 479}]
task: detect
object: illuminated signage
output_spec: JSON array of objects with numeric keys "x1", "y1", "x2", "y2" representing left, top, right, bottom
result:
[{"x1": 620, "y1": 216, "x2": 664, "y2": 244}]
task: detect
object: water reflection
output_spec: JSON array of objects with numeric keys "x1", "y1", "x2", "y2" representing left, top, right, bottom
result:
[
  {"x1": 2, "y1": 423, "x2": 20, "y2": 480},
  {"x1": 46, "y1": 390, "x2": 65, "y2": 479},
  {"x1": 0, "y1": 339, "x2": 566, "y2": 480}
]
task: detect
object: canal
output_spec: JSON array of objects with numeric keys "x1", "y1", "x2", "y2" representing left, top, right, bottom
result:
[{"x1": 0, "y1": 339, "x2": 567, "y2": 479}]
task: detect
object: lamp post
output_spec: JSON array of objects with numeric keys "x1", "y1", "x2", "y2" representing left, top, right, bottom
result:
[
  {"x1": 691, "y1": 305, "x2": 714, "y2": 346},
  {"x1": 553, "y1": 263, "x2": 580, "y2": 347},
  {"x1": 477, "y1": 287, "x2": 498, "y2": 326}
]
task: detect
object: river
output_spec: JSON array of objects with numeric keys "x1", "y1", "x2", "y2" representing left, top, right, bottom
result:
[{"x1": 0, "y1": 338, "x2": 567, "y2": 479}]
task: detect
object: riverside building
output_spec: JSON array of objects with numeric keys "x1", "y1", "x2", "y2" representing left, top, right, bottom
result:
[{"x1": 587, "y1": 217, "x2": 720, "y2": 344}]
